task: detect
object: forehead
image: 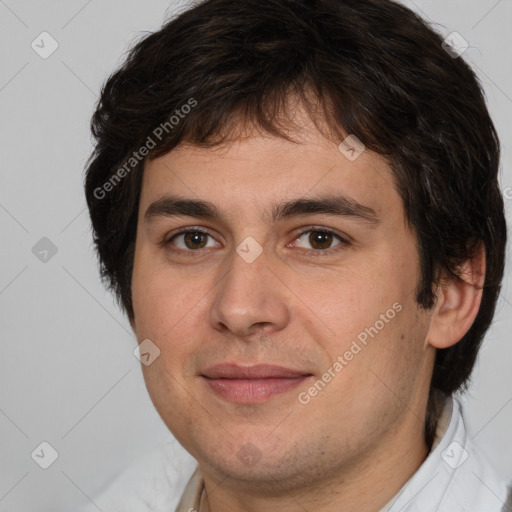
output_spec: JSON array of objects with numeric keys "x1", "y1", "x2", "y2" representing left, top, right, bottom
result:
[
  {"x1": 143, "y1": 149, "x2": 396, "y2": 221},
  {"x1": 138, "y1": 112, "x2": 402, "y2": 230}
]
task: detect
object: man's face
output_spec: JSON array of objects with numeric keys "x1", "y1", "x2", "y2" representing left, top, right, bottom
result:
[{"x1": 131, "y1": 112, "x2": 437, "y2": 491}]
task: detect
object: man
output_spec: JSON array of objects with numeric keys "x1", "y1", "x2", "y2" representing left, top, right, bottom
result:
[{"x1": 83, "y1": 0, "x2": 511, "y2": 510}]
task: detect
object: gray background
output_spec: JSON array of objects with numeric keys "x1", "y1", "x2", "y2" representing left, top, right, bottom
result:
[{"x1": 0, "y1": 0, "x2": 511, "y2": 511}]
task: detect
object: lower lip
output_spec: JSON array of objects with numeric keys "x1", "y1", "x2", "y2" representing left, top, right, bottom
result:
[{"x1": 203, "y1": 376, "x2": 310, "y2": 403}]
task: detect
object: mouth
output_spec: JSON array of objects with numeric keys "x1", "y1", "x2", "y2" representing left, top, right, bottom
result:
[{"x1": 200, "y1": 363, "x2": 313, "y2": 404}]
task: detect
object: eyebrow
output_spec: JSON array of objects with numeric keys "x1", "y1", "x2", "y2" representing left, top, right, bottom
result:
[{"x1": 144, "y1": 193, "x2": 380, "y2": 227}]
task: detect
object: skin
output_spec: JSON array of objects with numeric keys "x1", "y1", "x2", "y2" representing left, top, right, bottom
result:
[{"x1": 130, "y1": 107, "x2": 485, "y2": 512}]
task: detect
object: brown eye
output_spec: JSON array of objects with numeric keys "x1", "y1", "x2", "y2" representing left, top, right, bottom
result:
[
  {"x1": 182, "y1": 231, "x2": 209, "y2": 249},
  {"x1": 165, "y1": 229, "x2": 218, "y2": 254},
  {"x1": 294, "y1": 229, "x2": 345, "y2": 252},
  {"x1": 308, "y1": 231, "x2": 334, "y2": 250}
]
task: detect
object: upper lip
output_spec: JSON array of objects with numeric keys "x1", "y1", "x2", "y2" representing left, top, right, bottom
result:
[{"x1": 201, "y1": 363, "x2": 312, "y2": 379}]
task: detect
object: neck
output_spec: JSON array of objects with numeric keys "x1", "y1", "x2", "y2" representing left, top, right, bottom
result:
[{"x1": 199, "y1": 408, "x2": 430, "y2": 512}]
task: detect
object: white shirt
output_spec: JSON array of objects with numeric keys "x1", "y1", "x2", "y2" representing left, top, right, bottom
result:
[{"x1": 81, "y1": 396, "x2": 511, "y2": 512}]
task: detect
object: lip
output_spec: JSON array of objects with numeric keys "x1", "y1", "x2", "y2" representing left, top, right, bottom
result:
[
  {"x1": 201, "y1": 363, "x2": 312, "y2": 379},
  {"x1": 201, "y1": 364, "x2": 313, "y2": 404}
]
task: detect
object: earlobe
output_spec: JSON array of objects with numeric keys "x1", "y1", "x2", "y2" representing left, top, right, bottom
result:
[{"x1": 427, "y1": 242, "x2": 486, "y2": 350}]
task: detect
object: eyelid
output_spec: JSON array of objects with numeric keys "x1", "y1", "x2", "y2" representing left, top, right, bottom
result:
[
  {"x1": 289, "y1": 226, "x2": 351, "y2": 256},
  {"x1": 162, "y1": 226, "x2": 219, "y2": 249},
  {"x1": 163, "y1": 225, "x2": 213, "y2": 241},
  {"x1": 292, "y1": 225, "x2": 352, "y2": 243}
]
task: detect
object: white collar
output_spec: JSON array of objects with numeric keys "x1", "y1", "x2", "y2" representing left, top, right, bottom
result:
[{"x1": 175, "y1": 395, "x2": 510, "y2": 512}]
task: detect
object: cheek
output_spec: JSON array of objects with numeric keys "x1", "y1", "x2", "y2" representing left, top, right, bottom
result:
[
  {"x1": 131, "y1": 250, "x2": 199, "y2": 336},
  {"x1": 131, "y1": 262, "x2": 208, "y2": 377},
  {"x1": 359, "y1": 301, "x2": 431, "y2": 407},
  {"x1": 308, "y1": 268, "x2": 425, "y2": 391},
  {"x1": 303, "y1": 270, "x2": 404, "y2": 350}
]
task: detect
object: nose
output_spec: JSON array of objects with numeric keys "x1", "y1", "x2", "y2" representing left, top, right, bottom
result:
[{"x1": 209, "y1": 244, "x2": 291, "y2": 339}]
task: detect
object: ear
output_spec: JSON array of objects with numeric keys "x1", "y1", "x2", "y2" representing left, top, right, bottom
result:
[{"x1": 427, "y1": 242, "x2": 486, "y2": 350}]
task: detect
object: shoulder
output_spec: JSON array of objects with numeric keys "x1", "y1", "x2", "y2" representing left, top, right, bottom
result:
[
  {"x1": 78, "y1": 439, "x2": 198, "y2": 512},
  {"x1": 386, "y1": 396, "x2": 510, "y2": 512},
  {"x1": 433, "y1": 397, "x2": 510, "y2": 511},
  {"x1": 441, "y1": 432, "x2": 510, "y2": 511}
]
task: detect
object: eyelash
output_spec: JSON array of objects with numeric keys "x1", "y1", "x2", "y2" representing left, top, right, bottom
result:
[{"x1": 162, "y1": 227, "x2": 350, "y2": 258}]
